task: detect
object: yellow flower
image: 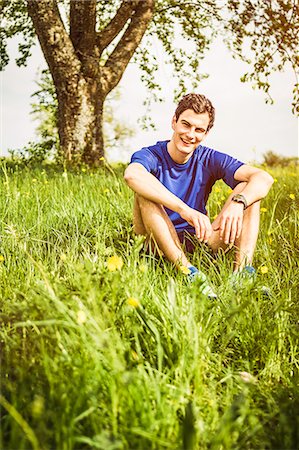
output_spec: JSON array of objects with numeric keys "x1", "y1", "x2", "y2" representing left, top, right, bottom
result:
[
  {"x1": 131, "y1": 350, "x2": 139, "y2": 360},
  {"x1": 273, "y1": 178, "x2": 278, "y2": 183},
  {"x1": 260, "y1": 266, "x2": 268, "y2": 274},
  {"x1": 289, "y1": 193, "x2": 295, "y2": 200},
  {"x1": 127, "y1": 297, "x2": 140, "y2": 308},
  {"x1": 60, "y1": 253, "x2": 67, "y2": 262},
  {"x1": 99, "y1": 157, "x2": 105, "y2": 161},
  {"x1": 77, "y1": 310, "x2": 87, "y2": 325},
  {"x1": 212, "y1": 214, "x2": 218, "y2": 220},
  {"x1": 107, "y1": 255, "x2": 123, "y2": 271},
  {"x1": 260, "y1": 207, "x2": 267, "y2": 213},
  {"x1": 104, "y1": 188, "x2": 110, "y2": 194},
  {"x1": 179, "y1": 265, "x2": 191, "y2": 275},
  {"x1": 227, "y1": 188, "x2": 233, "y2": 194},
  {"x1": 32, "y1": 178, "x2": 37, "y2": 183},
  {"x1": 268, "y1": 237, "x2": 273, "y2": 245},
  {"x1": 81, "y1": 167, "x2": 86, "y2": 172},
  {"x1": 0, "y1": 255, "x2": 4, "y2": 263},
  {"x1": 139, "y1": 263, "x2": 147, "y2": 273},
  {"x1": 214, "y1": 187, "x2": 221, "y2": 193}
]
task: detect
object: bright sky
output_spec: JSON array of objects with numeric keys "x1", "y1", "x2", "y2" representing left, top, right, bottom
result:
[{"x1": 1, "y1": 37, "x2": 298, "y2": 163}]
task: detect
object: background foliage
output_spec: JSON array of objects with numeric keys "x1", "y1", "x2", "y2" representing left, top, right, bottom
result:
[
  {"x1": 1, "y1": 0, "x2": 298, "y2": 109},
  {"x1": 8, "y1": 69, "x2": 135, "y2": 165}
]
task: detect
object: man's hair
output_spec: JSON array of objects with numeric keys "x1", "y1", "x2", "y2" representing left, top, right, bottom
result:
[{"x1": 175, "y1": 93, "x2": 215, "y2": 131}]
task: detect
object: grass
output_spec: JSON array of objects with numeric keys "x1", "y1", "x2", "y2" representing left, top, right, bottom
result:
[{"x1": 0, "y1": 161, "x2": 298, "y2": 450}]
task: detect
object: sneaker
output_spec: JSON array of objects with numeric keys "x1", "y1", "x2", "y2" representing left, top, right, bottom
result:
[
  {"x1": 229, "y1": 266, "x2": 270, "y2": 296},
  {"x1": 229, "y1": 265, "x2": 256, "y2": 289},
  {"x1": 188, "y1": 266, "x2": 217, "y2": 299}
]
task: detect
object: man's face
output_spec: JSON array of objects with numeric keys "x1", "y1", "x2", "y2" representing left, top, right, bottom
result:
[{"x1": 170, "y1": 109, "x2": 210, "y2": 162}]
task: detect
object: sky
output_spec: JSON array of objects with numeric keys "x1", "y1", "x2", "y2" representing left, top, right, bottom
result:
[{"x1": 1, "y1": 37, "x2": 298, "y2": 164}]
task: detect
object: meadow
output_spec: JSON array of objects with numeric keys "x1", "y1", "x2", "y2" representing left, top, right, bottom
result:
[{"x1": 0, "y1": 161, "x2": 298, "y2": 450}]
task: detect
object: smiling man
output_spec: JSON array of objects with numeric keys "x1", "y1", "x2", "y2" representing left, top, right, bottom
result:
[{"x1": 124, "y1": 93, "x2": 273, "y2": 297}]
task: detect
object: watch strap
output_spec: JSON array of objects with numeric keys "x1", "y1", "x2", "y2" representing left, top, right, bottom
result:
[{"x1": 231, "y1": 194, "x2": 248, "y2": 209}]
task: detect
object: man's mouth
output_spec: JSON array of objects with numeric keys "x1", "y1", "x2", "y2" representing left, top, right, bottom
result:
[{"x1": 181, "y1": 138, "x2": 194, "y2": 146}]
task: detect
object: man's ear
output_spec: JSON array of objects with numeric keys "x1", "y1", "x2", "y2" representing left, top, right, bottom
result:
[{"x1": 171, "y1": 115, "x2": 177, "y2": 130}]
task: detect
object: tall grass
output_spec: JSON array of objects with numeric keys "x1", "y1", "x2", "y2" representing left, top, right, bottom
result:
[{"x1": 0, "y1": 162, "x2": 298, "y2": 450}]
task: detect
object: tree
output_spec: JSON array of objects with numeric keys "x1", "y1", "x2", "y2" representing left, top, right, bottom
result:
[
  {"x1": 262, "y1": 150, "x2": 298, "y2": 167},
  {"x1": 30, "y1": 69, "x2": 135, "y2": 162},
  {"x1": 1, "y1": 0, "x2": 298, "y2": 166},
  {"x1": 225, "y1": 0, "x2": 299, "y2": 113}
]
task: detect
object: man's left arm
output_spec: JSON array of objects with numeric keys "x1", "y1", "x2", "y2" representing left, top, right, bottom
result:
[
  {"x1": 233, "y1": 164, "x2": 274, "y2": 206},
  {"x1": 212, "y1": 165, "x2": 274, "y2": 244}
]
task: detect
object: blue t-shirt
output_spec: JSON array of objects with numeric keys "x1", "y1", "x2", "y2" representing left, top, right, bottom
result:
[{"x1": 130, "y1": 140, "x2": 244, "y2": 233}]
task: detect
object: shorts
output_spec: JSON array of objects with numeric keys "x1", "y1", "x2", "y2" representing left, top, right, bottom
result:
[{"x1": 177, "y1": 230, "x2": 198, "y2": 254}]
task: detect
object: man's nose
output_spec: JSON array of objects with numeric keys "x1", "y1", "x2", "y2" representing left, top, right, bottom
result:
[{"x1": 186, "y1": 129, "x2": 196, "y2": 140}]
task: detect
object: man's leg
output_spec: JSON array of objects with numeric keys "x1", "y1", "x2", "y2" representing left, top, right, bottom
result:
[
  {"x1": 133, "y1": 194, "x2": 218, "y2": 298},
  {"x1": 208, "y1": 182, "x2": 260, "y2": 271},
  {"x1": 233, "y1": 201, "x2": 260, "y2": 271},
  {"x1": 133, "y1": 194, "x2": 192, "y2": 267}
]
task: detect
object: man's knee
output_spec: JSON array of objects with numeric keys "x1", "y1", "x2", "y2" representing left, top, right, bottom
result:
[
  {"x1": 207, "y1": 229, "x2": 230, "y2": 254},
  {"x1": 233, "y1": 181, "x2": 247, "y2": 194},
  {"x1": 133, "y1": 194, "x2": 166, "y2": 237},
  {"x1": 136, "y1": 194, "x2": 165, "y2": 215}
]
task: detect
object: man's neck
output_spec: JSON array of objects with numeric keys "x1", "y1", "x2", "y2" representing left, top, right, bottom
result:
[{"x1": 167, "y1": 140, "x2": 194, "y2": 164}]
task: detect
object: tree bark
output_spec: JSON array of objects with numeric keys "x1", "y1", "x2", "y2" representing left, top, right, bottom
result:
[{"x1": 26, "y1": 0, "x2": 154, "y2": 165}]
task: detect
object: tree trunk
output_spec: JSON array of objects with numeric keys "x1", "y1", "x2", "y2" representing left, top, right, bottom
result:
[
  {"x1": 56, "y1": 76, "x2": 105, "y2": 165},
  {"x1": 26, "y1": 0, "x2": 154, "y2": 166}
]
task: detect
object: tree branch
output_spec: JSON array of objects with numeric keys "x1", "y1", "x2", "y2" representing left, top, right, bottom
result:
[
  {"x1": 102, "y1": 0, "x2": 155, "y2": 95},
  {"x1": 70, "y1": 0, "x2": 97, "y2": 54},
  {"x1": 96, "y1": 0, "x2": 140, "y2": 54},
  {"x1": 26, "y1": 0, "x2": 81, "y2": 86},
  {"x1": 70, "y1": 0, "x2": 98, "y2": 78}
]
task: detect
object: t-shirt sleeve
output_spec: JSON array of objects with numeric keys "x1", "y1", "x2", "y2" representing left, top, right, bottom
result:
[
  {"x1": 130, "y1": 148, "x2": 158, "y2": 174},
  {"x1": 211, "y1": 151, "x2": 244, "y2": 189}
]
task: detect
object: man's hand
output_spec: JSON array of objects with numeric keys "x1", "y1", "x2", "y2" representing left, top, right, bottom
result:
[
  {"x1": 212, "y1": 202, "x2": 244, "y2": 245},
  {"x1": 180, "y1": 206, "x2": 212, "y2": 242}
]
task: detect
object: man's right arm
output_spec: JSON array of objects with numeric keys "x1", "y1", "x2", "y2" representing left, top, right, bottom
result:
[{"x1": 124, "y1": 163, "x2": 212, "y2": 242}]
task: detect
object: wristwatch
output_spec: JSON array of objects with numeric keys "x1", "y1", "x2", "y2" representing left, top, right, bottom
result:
[{"x1": 231, "y1": 194, "x2": 248, "y2": 209}]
